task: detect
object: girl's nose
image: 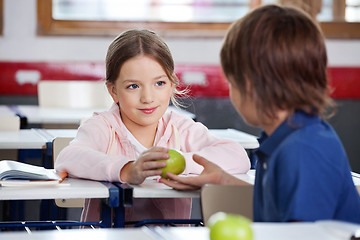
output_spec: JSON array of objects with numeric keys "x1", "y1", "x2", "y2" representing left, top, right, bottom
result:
[{"x1": 140, "y1": 87, "x2": 154, "y2": 104}]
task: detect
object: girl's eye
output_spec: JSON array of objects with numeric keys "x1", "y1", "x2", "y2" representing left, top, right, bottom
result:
[
  {"x1": 156, "y1": 81, "x2": 166, "y2": 87},
  {"x1": 127, "y1": 84, "x2": 139, "y2": 89}
]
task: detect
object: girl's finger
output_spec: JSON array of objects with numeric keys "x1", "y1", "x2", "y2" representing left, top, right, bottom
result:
[
  {"x1": 141, "y1": 152, "x2": 169, "y2": 162},
  {"x1": 143, "y1": 160, "x2": 167, "y2": 170}
]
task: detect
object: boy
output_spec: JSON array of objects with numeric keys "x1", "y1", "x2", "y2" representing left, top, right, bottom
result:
[{"x1": 160, "y1": 4, "x2": 360, "y2": 223}]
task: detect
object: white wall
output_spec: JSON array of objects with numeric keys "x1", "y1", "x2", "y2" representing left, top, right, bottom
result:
[{"x1": 0, "y1": 0, "x2": 360, "y2": 66}]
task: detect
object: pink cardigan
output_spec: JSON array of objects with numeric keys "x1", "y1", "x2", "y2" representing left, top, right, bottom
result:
[{"x1": 55, "y1": 103, "x2": 250, "y2": 223}]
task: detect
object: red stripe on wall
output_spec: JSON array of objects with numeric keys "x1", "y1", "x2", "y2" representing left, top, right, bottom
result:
[
  {"x1": 0, "y1": 61, "x2": 359, "y2": 99},
  {"x1": 0, "y1": 62, "x2": 105, "y2": 95},
  {"x1": 328, "y1": 67, "x2": 360, "y2": 99}
]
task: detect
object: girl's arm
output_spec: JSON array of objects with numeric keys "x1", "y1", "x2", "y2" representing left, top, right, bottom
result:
[
  {"x1": 55, "y1": 116, "x2": 170, "y2": 184},
  {"x1": 54, "y1": 116, "x2": 129, "y2": 182}
]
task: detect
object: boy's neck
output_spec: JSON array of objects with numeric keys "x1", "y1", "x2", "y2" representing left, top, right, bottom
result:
[{"x1": 262, "y1": 110, "x2": 290, "y2": 136}]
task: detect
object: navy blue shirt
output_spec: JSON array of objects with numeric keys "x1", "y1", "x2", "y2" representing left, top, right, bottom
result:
[{"x1": 253, "y1": 111, "x2": 360, "y2": 223}]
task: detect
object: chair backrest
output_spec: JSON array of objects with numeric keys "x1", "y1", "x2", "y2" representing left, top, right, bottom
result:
[
  {"x1": 53, "y1": 137, "x2": 85, "y2": 208},
  {"x1": 200, "y1": 184, "x2": 253, "y2": 226},
  {"x1": 0, "y1": 115, "x2": 20, "y2": 131},
  {"x1": 38, "y1": 80, "x2": 113, "y2": 109}
]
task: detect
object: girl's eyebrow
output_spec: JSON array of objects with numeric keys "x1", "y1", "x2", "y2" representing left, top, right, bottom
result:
[
  {"x1": 121, "y1": 74, "x2": 167, "y2": 84},
  {"x1": 122, "y1": 79, "x2": 140, "y2": 84},
  {"x1": 154, "y1": 74, "x2": 168, "y2": 80}
]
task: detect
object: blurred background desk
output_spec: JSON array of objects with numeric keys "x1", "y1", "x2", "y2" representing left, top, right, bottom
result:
[
  {"x1": 7, "y1": 105, "x2": 195, "y2": 128},
  {"x1": 0, "y1": 129, "x2": 47, "y2": 150},
  {"x1": 0, "y1": 105, "x2": 15, "y2": 116}
]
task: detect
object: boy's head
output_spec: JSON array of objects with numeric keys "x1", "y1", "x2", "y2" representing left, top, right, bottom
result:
[
  {"x1": 106, "y1": 29, "x2": 184, "y2": 106},
  {"x1": 220, "y1": 4, "x2": 333, "y2": 120}
]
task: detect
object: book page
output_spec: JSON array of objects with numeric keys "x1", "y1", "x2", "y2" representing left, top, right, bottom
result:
[{"x1": 0, "y1": 160, "x2": 61, "y2": 181}]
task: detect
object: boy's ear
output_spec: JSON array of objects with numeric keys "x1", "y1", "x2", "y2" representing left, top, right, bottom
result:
[
  {"x1": 106, "y1": 82, "x2": 119, "y2": 103},
  {"x1": 245, "y1": 79, "x2": 254, "y2": 99}
]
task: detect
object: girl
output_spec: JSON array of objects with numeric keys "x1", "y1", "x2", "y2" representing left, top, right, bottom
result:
[
  {"x1": 55, "y1": 29, "x2": 250, "y2": 224},
  {"x1": 160, "y1": 5, "x2": 360, "y2": 223}
]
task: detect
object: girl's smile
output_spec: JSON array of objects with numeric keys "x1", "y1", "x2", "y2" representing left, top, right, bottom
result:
[{"x1": 139, "y1": 106, "x2": 158, "y2": 114}]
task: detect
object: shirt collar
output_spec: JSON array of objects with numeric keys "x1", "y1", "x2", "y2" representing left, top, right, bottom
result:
[{"x1": 256, "y1": 111, "x2": 321, "y2": 158}]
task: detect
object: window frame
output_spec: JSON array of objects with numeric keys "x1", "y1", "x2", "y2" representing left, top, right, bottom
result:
[{"x1": 37, "y1": 0, "x2": 360, "y2": 39}]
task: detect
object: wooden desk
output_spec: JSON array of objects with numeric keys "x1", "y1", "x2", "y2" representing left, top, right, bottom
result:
[{"x1": 0, "y1": 221, "x2": 358, "y2": 239}]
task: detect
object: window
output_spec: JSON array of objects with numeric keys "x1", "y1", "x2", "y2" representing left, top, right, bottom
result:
[
  {"x1": 37, "y1": 0, "x2": 360, "y2": 38},
  {"x1": 0, "y1": 0, "x2": 3, "y2": 36}
]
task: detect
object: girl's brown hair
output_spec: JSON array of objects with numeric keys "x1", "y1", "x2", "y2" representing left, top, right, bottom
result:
[
  {"x1": 106, "y1": 29, "x2": 186, "y2": 107},
  {"x1": 220, "y1": 4, "x2": 335, "y2": 120}
]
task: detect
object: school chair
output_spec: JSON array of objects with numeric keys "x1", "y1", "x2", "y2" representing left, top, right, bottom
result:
[
  {"x1": 0, "y1": 115, "x2": 20, "y2": 131},
  {"x1": 52, "y1": 137, "x2": 85, "y2": 208},
  {"x1": 38, "y1": 80, "x2": 113, "y2": 110},
  {"x1": 200, "y1": 184, "x2": 253, "y2": 226}
]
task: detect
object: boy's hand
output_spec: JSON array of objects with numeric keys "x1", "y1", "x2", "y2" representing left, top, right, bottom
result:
[
  {"x1": 160, "y1": 154, "x2": 247, "y2": 190},
  {"x1": 159, "y1": 154, "x2": 223, "y2": 190},
  {"x1": 120, "y1": 147, "x2": 169, "y2": 184}
]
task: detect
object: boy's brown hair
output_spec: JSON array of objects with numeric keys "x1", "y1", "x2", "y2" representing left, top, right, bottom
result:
[
  {"x1": 220, "y1": 4, "x2": 334, "y2": 120},
  {"x1": 106, "y1": 29, "x2": 185, "y2": 107}
]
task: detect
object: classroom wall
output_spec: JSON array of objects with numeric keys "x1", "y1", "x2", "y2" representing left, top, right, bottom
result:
[{"x1": 0, "y1": 0, "x2": 360, "y2": 173}]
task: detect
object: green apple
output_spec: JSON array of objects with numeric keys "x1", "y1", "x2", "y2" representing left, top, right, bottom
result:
[
  {"x1": 157, "y1": 149, "x2": 186, "y2": 179},
  {"x1": 208, "y1": 212, "x2": 253, "y2": 240}
]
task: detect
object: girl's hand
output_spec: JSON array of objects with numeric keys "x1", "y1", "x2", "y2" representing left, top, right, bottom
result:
[
  {"x1": 121, "y1": 147, "x2": 169, "y2": 184},
  {"x1": 159, "y1": 154, "x2": 246, "y2": 190}
]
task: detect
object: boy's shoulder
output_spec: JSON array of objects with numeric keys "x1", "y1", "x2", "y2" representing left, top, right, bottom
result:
[
  {"x1": 275, "y1": 118, "x2": 347, "y2": 171},
  {"x1": 285, "y1": 118, "x2": 341, "y2": 149}
]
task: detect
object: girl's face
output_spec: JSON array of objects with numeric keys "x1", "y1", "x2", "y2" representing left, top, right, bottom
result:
[
  {"x1": 107, "y1": 55, "x2": 174, "y2": 132},
  {"x1": 228, "y1": 80, "x2": 259, "y2": 127}
]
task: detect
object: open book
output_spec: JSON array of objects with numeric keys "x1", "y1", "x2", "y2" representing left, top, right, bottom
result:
[{"x1": 0, "y1": 160, "x2": 67, "y2": 187}]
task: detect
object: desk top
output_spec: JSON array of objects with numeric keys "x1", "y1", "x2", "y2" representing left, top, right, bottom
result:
[
  {"x1": 130, "y1": 170, "x2": 255, "y2": 199},
  {"x1": 0, "y1": 105, "x2": 15, "y2": 116},
  {"x1": 8, "y1": 105, "x2": 195, "y2": 125},
  {"x1": 1, "y1": 221, "x2": 358, "y2": 240},
  {"x1": 15, "y1": 105, "x2": 104, "y2": 125},
  {"x1": 0, "y1": 128, "x2": 258, "y2": 150},
  {"x1": 209, "y1": 129, "x2": 259, "y2": 149},
  {"x1": 0, "y1": 129, "x2": 47, "y2": 149},
  {"x1": 0, "y1": 128, "x2": 81, "y2": 149},
  {"x1": 160, "y1": 221, "x2": 360, "y2": 240},
  {"x1": 0, "y1": 178, "x2": 109, "y2": 201}
]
